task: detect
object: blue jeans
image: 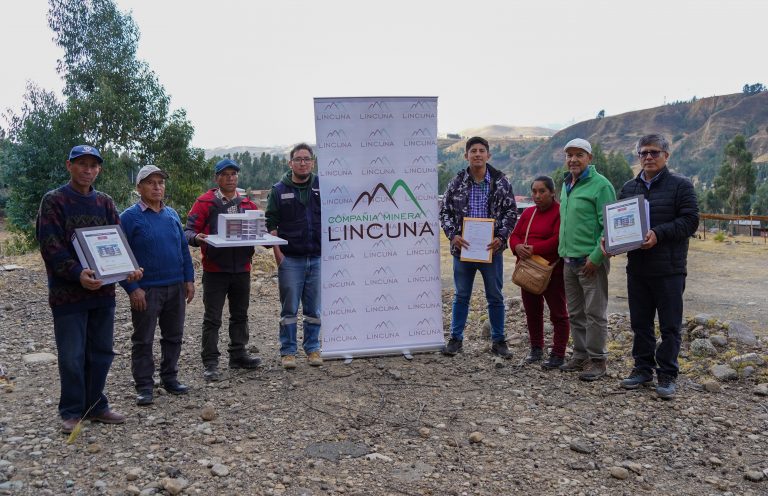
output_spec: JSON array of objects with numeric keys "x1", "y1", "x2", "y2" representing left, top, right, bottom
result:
[
  {"x1": 278, "y1": 255, "x2": 321, "y2": 356},
  {"x1": 450, "y1": 253, "x2": 505, "y2": 342},
  {"x1": 53, "y1": 306, "x2": 116, "y2": 420},
  {"x1": 627, "y1": 273, "x2": 685, "y2": 378}
]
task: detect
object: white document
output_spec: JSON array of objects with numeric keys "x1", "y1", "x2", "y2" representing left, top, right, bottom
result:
[
  {"x1": 604, "y1": 195, "x2": 650, "y2": 255},
  {"x1": 460, "y1": 218, "x2": 495, "y2": 263}
]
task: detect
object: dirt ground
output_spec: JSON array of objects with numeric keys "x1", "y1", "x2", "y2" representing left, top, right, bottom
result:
[{"x1": 1, "y1": 228, "x2": 767, "y2": 495}]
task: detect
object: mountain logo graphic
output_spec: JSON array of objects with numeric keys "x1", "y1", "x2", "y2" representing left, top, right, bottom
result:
[
  {"x1": 373, "y1": 294, "x2": 397, "y2": 304},
  {"x1": 367, "y1": 101, "x2": 391, "y2": 112},
  {"x1": 369, "y1": 156, "x2": 392, "y2": 166},
  {"x1": 416, "y1": 290, "x2": 437, "y2": 301},
  {"x1": 412, "y1": 238, "x2": 430, "y2": 247},
  {"x1": 374, "y1": 320, "x2": 397, "y2": 331},
  {"x1": 330, "y1": 241, "x2": 352, "y2": 252},
  {"x1": 331, "y1": 323, "x2": 352, "y2": 334},
  {"x1": 351, "y1": 179, "x2": 426, "y2": 215},
  {"x1": 412, "y1": 155, "x2": 433, "y2": 165},
  {"x1": 414, "y1": 264, "x2": 435, "y2": 274},
  {"x1": 323, "y1": 102, "x2": 347, "y2": 112},
  {"x1": 329, "y1": 185, "x2": 351, "y2": 197},
  {"x1": 413, "y1": 182, "x2": 433, "y2": 192},
  {"x1": 416, "y1": 318, "x2": 439, "y2": 327},
  {"x1": 331, "y1": 296, "x2": 353, "y2": 307},
  {"x1": 331, "y1": 268, "x2": 352, "y2": 279},
  {"x1": 368, "y1": 129, "x2": 392, "y2": 140},
  {"x1": 411, "y1": 128, "x2": 432, "y2": 138},
  {"x1": 372, "y1": 266, "x2": 395, "y2": 277},
  {"x1": 327, "y1": 158, "x2": 351, "y2": 170},
  {"x1": 371, "y1": 239, "x2": 395, "y2": 249},
  {"x1": 409, "y1": 100, "x2": 434, "y2": 110},
  {"x1": 326, "y1": 129, "x2": 349, "y2": 140}
]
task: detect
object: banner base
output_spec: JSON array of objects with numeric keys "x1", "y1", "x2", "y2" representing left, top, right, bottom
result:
[{"x1": 321, "y1": 342, "x2": 444, "y2": 361}]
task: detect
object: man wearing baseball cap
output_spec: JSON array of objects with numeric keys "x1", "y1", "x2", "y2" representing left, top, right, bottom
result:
[
  {"x1": 36, "y1": 145, "x2": 143, "y2": 433},
  {"x1": 184, "y1": 159, "x2": 262, "y2": 381},
  {"x1": 557, "y1": 138, "x2": 616, "y2": 380},
  {"x1": 120, "y1": 165, "x2": 195, "y2": 405}
]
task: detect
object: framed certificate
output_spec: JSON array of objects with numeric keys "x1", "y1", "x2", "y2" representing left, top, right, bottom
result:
[
  {"x1": 459, "y1": 217, "x2": 495, "y2": 263},
  {"x1": 72, "y1": 225, "x2": 140, "y2": 284},
  {"x1": 603, "y1": 195, "x2": 650, "y2": 255}
]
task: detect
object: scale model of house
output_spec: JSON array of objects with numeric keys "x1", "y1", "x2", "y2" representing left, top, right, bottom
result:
[{"x1": 217, "y1": 211, "x2": 267, "y2": 240}]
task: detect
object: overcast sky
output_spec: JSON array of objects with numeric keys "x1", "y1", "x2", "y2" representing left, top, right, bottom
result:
[{"x1": 2, "y1": 0, "x2": 767, "y2": 149}]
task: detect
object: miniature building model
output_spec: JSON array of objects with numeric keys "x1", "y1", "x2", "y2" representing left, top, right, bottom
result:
[{"x1": 217, "y1": 211, "x2": 267, "y2": 240}]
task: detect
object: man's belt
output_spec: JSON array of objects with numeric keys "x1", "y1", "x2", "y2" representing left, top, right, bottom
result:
[{"x1": 563, "y1": 256, "x2": 588, "y2": 265}]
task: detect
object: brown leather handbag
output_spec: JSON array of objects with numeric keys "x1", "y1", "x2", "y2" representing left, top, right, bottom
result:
[{"x1": 511, "y1": 209, "x2": 558, "y2": 295}]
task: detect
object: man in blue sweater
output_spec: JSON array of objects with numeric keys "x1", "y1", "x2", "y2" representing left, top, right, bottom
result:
[
  {"x1": 120, "y1": 165, "x2": 195, "y2": 405},
  {"x1": 37, "y1": 145, "x2": 143, "y2": 434}
]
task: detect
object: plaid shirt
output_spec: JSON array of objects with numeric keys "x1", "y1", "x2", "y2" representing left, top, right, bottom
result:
[
  {"x1": 215, "y1": 189, "x2": 240, "y2": 214},
  {"x1": 468, "y1": 170, "x2": 490, "y2": 217}
]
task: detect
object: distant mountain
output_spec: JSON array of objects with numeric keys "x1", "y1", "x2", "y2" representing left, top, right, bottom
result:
[
  {"x1": 517, "y1": 92, "x2": 768, "y2": 183},
  {"x1": 204, "y1": 145, "x2": 291, "y2": 160},
  {"x1": 459, "y1": 125, "x2": 556, "y2": 139}
]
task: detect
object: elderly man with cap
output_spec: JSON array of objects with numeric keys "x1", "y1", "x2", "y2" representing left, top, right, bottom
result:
[
  {"x1": 36, "y1": 145, "x2": 143, "y2": 433},
  {"x1": 120, "y1": 165, "x2": 195, "y2": 405},
  {"x1": 558, "y1": 138, "x2": 616, "y2": 381},
  {"x1": 185, "y1": 159, "x2": 261, "y2": 382}
]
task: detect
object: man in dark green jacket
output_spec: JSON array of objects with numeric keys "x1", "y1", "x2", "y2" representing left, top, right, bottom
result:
[{"x1": 557, "y1": 138, "x2": 616, "y2": 380}]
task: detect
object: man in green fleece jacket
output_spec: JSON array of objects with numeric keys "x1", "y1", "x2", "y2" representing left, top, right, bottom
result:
[{"x1": 557, "y1": 138, "x2": 616, "y2": 381}]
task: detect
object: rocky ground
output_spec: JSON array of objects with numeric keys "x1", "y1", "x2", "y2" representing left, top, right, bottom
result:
[{"x1": 1, "y1": 248, "x2": 768, "y2": 496}]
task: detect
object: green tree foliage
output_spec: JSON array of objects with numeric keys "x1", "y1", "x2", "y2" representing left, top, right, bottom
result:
[
  {"x1": 596, "y1": 110, "x2": 605, "y2": 120},
  {"x1": 742, "y1": 83, "x2": 765, "y2": 95},
  {"x1": 209, "y1": 151, "x2": 289, "y2": 191},
  {"x1": 2, "y1": 0, "x2": 209, "y2": 237},
  {"x1": 591, "y1": 143, "x2": 633, "y2": 192},
  {"x1": 750, "y1": 181, "x2": 768, "y2": 215},
  {"x1": 713, "y1": 135, "x2": 756, "y2": 216},
  {"x1": 48, "y1": 0, "x2": 169, "y2": 156}
]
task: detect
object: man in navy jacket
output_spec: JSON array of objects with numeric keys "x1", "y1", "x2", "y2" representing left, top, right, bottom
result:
[{"x1": 614, "y1": 134, "x2": 699, "y2": 399}]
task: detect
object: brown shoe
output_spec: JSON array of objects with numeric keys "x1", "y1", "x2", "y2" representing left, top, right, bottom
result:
[
  {"x1": 281, "y1": 355, "x2": 297, "y2": 370},
  {"x1": 579, "y1": 359, "x2": 607, "y2": 381},
  {"x1": 61, "y1": 417, "x2": 81, "y2": 434},
  {"x1": 88, "y1": 410, "x2": 126, "y2": 424},
  {"x1": 559, "y1": 356, "x2": 589, "y2": 372},
  {"x1": 307, "y1": 351, "x2": 323, "y2": 367}
]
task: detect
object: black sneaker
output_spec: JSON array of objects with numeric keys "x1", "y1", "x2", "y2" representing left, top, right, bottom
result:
[
  {"x1": 442, "y1": 338, "x2": 463, "y2": 356},
  {"x1": 162, "y1": 381, "x2": 190, "y2": 395},
  {"x1": 203, "y1": 365, "x2": 221, "y2": 382},
  {"x1": 620, "y1": 369, "x2": 654, "y2": 390},
  {"x1": 525, "y1": 347, "x2": 544, "y2": 364},
  {"x1": 491, "y1": 340, "x2": 513, "y2": 359},
  {"x1": 136, "y1": 390, "x2": 154, "y2": 406},
  {"x1": 229, "y1": 355, "x2": 262, "y2": 369},
  {"x1": 541, "y1": 354, "x2": 565, "y2": 370}
]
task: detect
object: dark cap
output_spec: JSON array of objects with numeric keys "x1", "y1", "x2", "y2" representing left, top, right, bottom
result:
[
  {"x1": 215, "y1": 158, "x2": 240, "y2": 175},
  {"x1": 68, "y1": 145, "x2": 103, "y2": 164}
]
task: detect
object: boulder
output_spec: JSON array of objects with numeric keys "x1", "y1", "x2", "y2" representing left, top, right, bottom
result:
[
  {"x1": 726, "y1": 321, "x2": 757, "y2": 346},
  {"x1": 690, "y1": 338, "x2": 717, "y2": 357}
]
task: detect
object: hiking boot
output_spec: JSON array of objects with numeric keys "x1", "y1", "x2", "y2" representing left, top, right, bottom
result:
[
  {"x1": 203, "y1": 365, "x2": 221, "y2": 382},
  {"x1": 525, "y1": 347, "x2": 544, "y2": 364},
  {"x1": 61, "y1": 417, "x2": 81, "y2": 434},
  {"x1": 136, "y1": 390, "x2": 154, "y2": 406},
  {"x1": 491, "y1": 340, "x2": 513, "y2": 359},
  {"x1": 656, "y1": 374, "x2": 677, "y2": 400},
  {"x1": 307, "y1": 351, "x2": 323, "y2": 367},
  {"x1": 229, "y1": 355, "x2": 262, "y2": 369},
  {"x1": 88, "y1": 409, "x2": 126, "y2": 424},
  {"x1": 620, "y1": 369, "x2": 654, "y2": 390},
  {"x1": 541, "y1": 354, "x2": 565, "y2": 370},
  {"x1": 281, "y1": 355, "x2": 297, "y2": 369},
  {"x1": 442, "y1": 338, "x2": 463, "y2": 356},
  {"x1": 579, "y1": 359, "x2": 607, "y2": 381},
  {"x1": 559, "y1": 356, "x2": 589, "y2": 372}
]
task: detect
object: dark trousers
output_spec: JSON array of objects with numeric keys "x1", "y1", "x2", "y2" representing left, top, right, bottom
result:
[
  {"x1": 521, "y1": 269, "x2": 570, "y2": 357},
  {"x1": 201, "y1": 271, "x2": 250, "y2": 366},
  {"x1": 53, "y1": 306, "x2": 115, "y2": 419},
  {"x1": 627, "y1": 273, "x2": 686, "y2": 378},
  {"x1": 130, "y1": 283, "x2": 186, "y2": 391}
]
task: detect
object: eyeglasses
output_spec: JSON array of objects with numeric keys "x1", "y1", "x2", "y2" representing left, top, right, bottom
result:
[
  {"x1": 638, "y1": 150, "x2": 664, "y2": 158},
  {"x1": 291, "y1": 157, "x2": 314, "y2": 164}
]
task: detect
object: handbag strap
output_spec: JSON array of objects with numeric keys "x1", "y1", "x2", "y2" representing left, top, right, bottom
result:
[
  {"x1": 523, "y1": 208, "x2": 536, "y2": 244},
  {"x1": 522, "y1": 208, "x2": 561, "y2": 267}
]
